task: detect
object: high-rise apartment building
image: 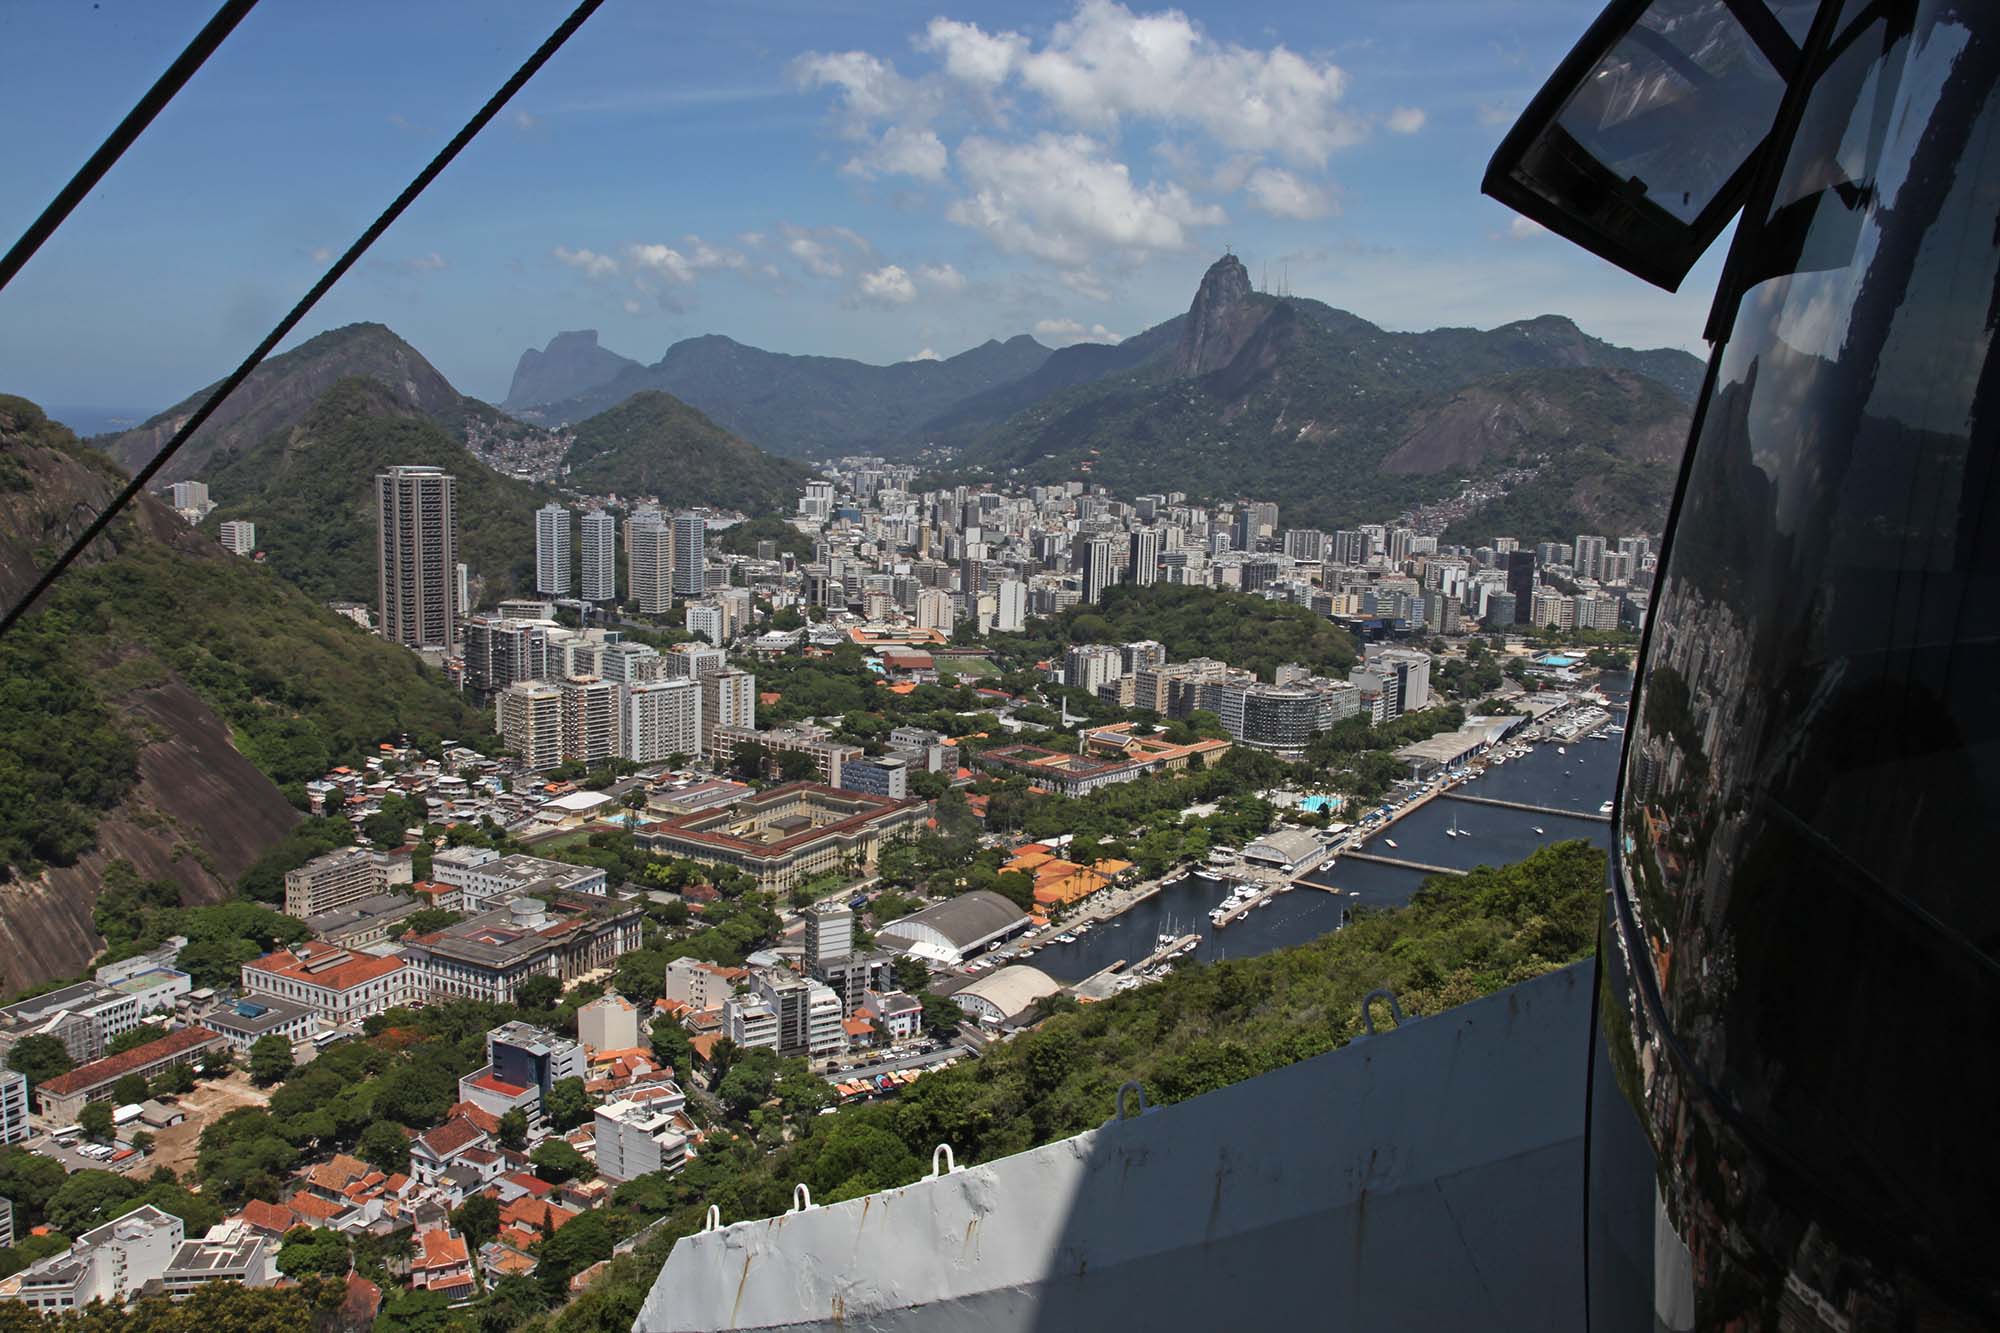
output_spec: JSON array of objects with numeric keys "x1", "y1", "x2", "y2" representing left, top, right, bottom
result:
[
  {"x1": 628, "y1": 512, "x2": 673, "y2": 615},
  {"x1": 621, "y1": 679, "x2": 702, "y2": 764},
  {"x1": 217, "y1": 520, "x2": 256, "y2": 556},
  {"x1": 1129, "y1": 528, "x2": 1161, "y2": 586},
  {"x1": 463, "y1": 615, "x2": 555, "y2": 693},
  {"x1": 375, "y1": 466, "x2": 459, "y2": 648},
  {"x1": 167, "y1": 480, "x2": 210, "y2": 513},
  {"x1": 560, "y1": 676, "x2": 620, "y2": 767},
  {"x1": 672, "y1": 513, "x2": 706, "y2": 598},
  {"x1": 1573, "y1": 534, "x2": 1608, "y2": 582},
  {"x1": 699, "y1": 667, "x2": 756, "y2": 748},
  {"x1": 995, "y1": 579, "x2": 1026, "y2": 632},
  {"x1": 498, "y1": 680, "x2": 563, "y2": 771},
  {"x1": 914, "y1": 588, "x2": 954, "y2": 632},
  {"x1": 535, "y1": 503, "x2": 571, "y2": 597},
  {"x1": 665, "y1": 642, "x2": 727, "y2": 680},
  {"x1": 1076, "y1": 536, "x2": 1119, "y2": 604},
  {"x1": 685, "y1": 601, "x2": 727, "y2": 647},
  {"x1": 581, "y1": 509, "x2": 616, "y2": 602}
]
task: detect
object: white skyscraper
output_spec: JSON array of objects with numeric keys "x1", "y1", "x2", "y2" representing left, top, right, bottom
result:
[
  {"x1": 621, "y1": 679, "x2": 702, "y2": 763},
  {"x1": 581, "y1": 509, "x2": 616, "y2": 602},
  {"x1": 672, "y1": 513, "x2": 706, "y2": 598},
  {"x1": 628, "y1": 512, "x2": 672, "y2": 615},
  {"x1": 217, "y1": 520, "x2": 256, "y2": 556},
  {"x1": 995, "y1": 579, "x2": 1026, "y2": 632},
  {"x1": 535, "y1": 503, "x2": 571, "y2": 597}
]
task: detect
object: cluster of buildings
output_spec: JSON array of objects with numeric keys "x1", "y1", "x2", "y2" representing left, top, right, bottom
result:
[{"x1": 0, "y1": 994, "x2": 696, "y2": 1312}]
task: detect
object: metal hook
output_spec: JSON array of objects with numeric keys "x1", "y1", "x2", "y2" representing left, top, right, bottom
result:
[
  {"x1": 929, "y1": 1144, "x2": 961, "y2": 1178},
  {"x1": 1360, "y1": 988, "x2": 1406, "y2": 1036},
  {"x1": 1103, "y1": 1080, "x2": 1151, "y2": 1127},
  {"x1": 703, "y1": 1205, "x2": 721, "y2": 1233},
  {"x1": 790, "y1": 1183, "x2": 815, "y2": 1213}
]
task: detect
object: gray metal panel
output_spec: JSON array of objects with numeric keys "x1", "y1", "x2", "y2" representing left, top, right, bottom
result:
[{"x1": 637, "y1": 961, "x2": 1590, "y2": 1332}]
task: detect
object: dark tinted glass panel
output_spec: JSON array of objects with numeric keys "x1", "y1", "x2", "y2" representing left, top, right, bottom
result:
[
  {"x1": 1595, "y1": 0, "x2": 2000, "y2": 1326},
  {"x1": 1486, "y1": 0, "x2": 1788, "y2": 288}
]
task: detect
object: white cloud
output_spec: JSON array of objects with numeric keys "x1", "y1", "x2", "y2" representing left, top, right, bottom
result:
[
  {"x1": 1002, "y1": 0, "x2": 1361, "y2": 167},
  {"x1": 1507, "y1": 216, "x2": 1547, "y2": 240},
  {"x1": 1385, "y1": 106, "x2": 1426, "y2": 134},
  {"x1": 949, "y1": 132, "x2": 1224, "y2": 265},
  {"x1": 401, "y1": 252, "x2": 446, "y2": 272},
  {"x1": 1244, "y1": 166, "x2": 1333, "y2": 220},
  {"x1": 1035, "y1": 317, "x2": 1122, "y2": 346},
  {"x1": 918, "y1": 17, "x2": 1027, "y2": 87},
  {"x1": 623, "y1": 298, "x2": 642, "y2": 314},
  {"x1": 554, "y1": 246, "x2": 619, "y2": 278},
  {"x1": 791, "y1": 49, "x2": 931, "y2": 135},
  {"x1": 842, "y1": 125, "x2": 948, "y2": 181},
  {"x1": 783, "y1": 231, "x2": 845, "y2": 278},
  {"x1": 1059, "y1": 268, "x2": 1112, "y2": 301},
  {"x1": 1478, "y1": 101, "x2": 1516, "y2": 127},
  {"x1": 512, "y1": 109, "x2": 540, "y2": 131},
  {"x1": 858, "y1": 264, "x2": 918, "y2": 304},
  {"x1": 917, "y1": 262, "x2": 966, "y2": 292},
  {"x1": 624, "y1": 236, "x2": 747, "y2": 284},
  {"x1": 908, "y1": 347, "x2": 942, "y2": 361},
  {"x1": 308, "y1": 245, "x2": 333, "y2": 264}
]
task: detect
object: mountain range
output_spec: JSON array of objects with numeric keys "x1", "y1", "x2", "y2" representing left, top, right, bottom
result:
[
  {"x1": 500, "y1": 257, "x2": 1703, "y2": 539},
  {"x1": 506, "y1": 331, "x2": 1054, "y2": 457}
]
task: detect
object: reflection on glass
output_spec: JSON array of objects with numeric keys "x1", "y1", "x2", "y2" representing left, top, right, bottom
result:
[{"x1": 1596, "y1": 0, "x2": 2000, "y2": 1327}]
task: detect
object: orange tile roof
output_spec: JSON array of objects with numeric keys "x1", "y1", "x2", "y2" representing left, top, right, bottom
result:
[
  {"x1": 497, "y1": 1225, "x2": 539, "y2": 1250},
  {"x1": 445, "y1": 1102, "x2": 502, "y2": 1136},
  {"x1": 414, "y1": 1228, "x2": 470, "y2": 1271},
  {"x1": 245, "y1": 942, "x2": 405, "y2": 993},
  {"x1": 236, "y1": 1200, "x2": 298, "y2": 1235},
  {"x1": 416, "y1": 1115, "x2": 487, "y2": 1158},
  {"x1": 287, "y1": 1191, "x2": 345, "y2": 1223},
  {"x1": 38, "y1": 1026, "x2": 224, "y2": 1097}
]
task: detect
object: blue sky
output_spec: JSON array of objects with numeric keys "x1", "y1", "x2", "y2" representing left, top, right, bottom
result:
[{"x1": 0, "y1": 0, "x2": 1727, "y2": 412}]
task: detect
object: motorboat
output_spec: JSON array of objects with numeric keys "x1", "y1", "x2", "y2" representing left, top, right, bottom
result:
[
  {"x1": 1385, "y1": 837, "x2": 1399, "y2": 849},
  {"x1": 1533, "y1": 826, "x2": 1545, "y2": 835}
]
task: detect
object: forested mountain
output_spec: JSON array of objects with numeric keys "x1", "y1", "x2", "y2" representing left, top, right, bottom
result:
[
  {"x1": 561, "y1": 391, "x2": 815, "y2": 512},
  {"x1": 504, "y1": 329, "x2": 643, "y2": 412},
  {"x1": 201, "y1": 378, "x2": 549, "y2": 603},
  {"x1": 940, "y1": 256, "x2": 1704, "y2": 540},
  {"x1": 0, "y1": 397, "x2": 484, "y2": 986},
  {"x1": 518, "y1": 333, "x2": 1053, "y2": 457},
  {"x1": 99, "y1": 323, "x2": 528, "y2": 484}
]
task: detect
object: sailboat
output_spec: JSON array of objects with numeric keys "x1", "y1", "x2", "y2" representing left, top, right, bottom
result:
[
  {"x1": 1445, "y1": 811, "x2": 1461, "y2": 838},
  {"x1": 1558, "y1": 745, "x2": 1567, "y2": 755}
]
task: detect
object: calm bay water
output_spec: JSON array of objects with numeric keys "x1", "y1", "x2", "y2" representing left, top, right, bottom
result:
[{"x1": 1032, "y1": 682, "x2": 1629, "y2": 983}]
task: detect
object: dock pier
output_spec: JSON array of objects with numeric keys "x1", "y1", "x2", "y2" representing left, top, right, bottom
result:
[
  {"x1": 1336, "y1": 851, "x2": 1469, "y2": 877},
  {"x1": 1438, "y1": 793, "x2": 1611, "y2": 823}
]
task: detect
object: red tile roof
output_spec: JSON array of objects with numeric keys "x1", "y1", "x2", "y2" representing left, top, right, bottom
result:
[
  {"x1": 287, "y1": 1191, "x2": 345, "y2": 1223},
  {"x1": 445, "y1": 1102, "x2": 502, "y2": 1136},
  {"x1": 504, "y1": 1172, "x2": 553, "y2": 1198},
  {"x1": 416, "y1": 1115, "x2": 487, "y2": 1159},
  {"x1": 245, "y1": 942, "x2": 405, "y2": 992},
  {"x1": 38, "y1": 1026, "x2": 224, "y2": 1097},
  {"x1": 236, "y1": 1200, "x2": 298, "y2": 1235},
  {"x1": 469, "y1": 1073, "x2": 531, "y2": 1098},
  {"x1": 414, "y1": 1228, "x2": 471, "y2": 1272}
]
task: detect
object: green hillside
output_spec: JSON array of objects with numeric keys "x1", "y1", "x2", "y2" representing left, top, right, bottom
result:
[
  {"x1": 562, "y1": 391, "x2": 814, "y2": 514},
  {"x1": 203, "y1": 377, "x2": 548, "y2": 603},
  {"x1": 0, "y1": 396, "x2": 486, "y2": 879}
]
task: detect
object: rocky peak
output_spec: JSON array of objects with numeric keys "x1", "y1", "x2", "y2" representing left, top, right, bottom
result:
[{"x1": 1173, "y1": 254, "x2": 1261, "y2": 377}]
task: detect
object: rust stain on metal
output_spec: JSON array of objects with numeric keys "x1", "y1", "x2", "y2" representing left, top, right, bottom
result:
[{"x1": 730, "y1": 1251, "x2": 753, "y2": 1327}]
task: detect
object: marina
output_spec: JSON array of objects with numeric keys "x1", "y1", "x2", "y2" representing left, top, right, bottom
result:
[{"x1": 1030, "y1": 682, "x2": 1628, "y2": 984}]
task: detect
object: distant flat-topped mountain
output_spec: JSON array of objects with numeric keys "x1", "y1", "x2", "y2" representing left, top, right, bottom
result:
[
  {"x1": 504, "y1": 329, "x2": 643, "y2": 413},
  {"x1": 514, "y1": 332, "x2": 1054, "y2": 457},
  {"x1": 100, "y1": 322, "x2": 520, "y2": 485},
  {"x1": 937, "y1": 255, "x2": 1706, "y2": 542}
]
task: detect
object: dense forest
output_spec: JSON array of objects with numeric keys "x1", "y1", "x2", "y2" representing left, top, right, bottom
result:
[{"x1": 560, "y1": 392, "x2": 813, "y2": 514}]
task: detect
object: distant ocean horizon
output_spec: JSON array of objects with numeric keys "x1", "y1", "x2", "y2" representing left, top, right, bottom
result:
[{"x1": 43, "y1": 405, "x2": 156, "y2": 437}]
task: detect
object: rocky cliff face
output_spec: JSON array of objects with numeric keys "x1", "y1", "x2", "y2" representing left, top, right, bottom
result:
[
  {"x1": 1, "y1": 401, "x2": 300, "y2": 987},
  {"x1": 1173, "y1": 255, "x2": 1265, "y2": 377},
  {"x1": 503, "y1": 329, "x2": 641, "y2": 411}
]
